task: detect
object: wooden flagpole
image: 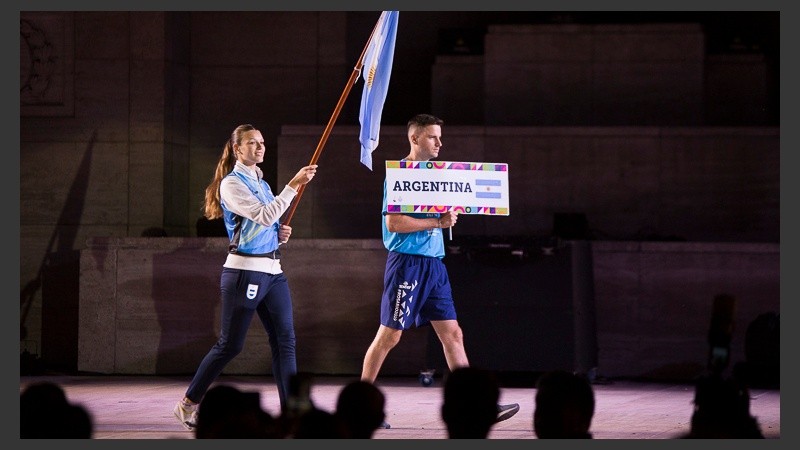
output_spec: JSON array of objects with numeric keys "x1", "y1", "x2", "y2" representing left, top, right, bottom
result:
[{"x1": 282, "y1": 13, "x2": 385, "y2": 226}]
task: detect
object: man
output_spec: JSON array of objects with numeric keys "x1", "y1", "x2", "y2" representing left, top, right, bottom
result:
[{"x1": 360, "y1": 113, "x2": 520, "y2": 429}]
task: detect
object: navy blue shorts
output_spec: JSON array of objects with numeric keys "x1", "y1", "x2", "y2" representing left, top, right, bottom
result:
[{"x1": 380, "y1": 251, "x2": 457, "y2": 330}]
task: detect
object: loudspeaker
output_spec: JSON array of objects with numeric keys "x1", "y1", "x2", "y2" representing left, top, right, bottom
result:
[
  {"x1": 426, "y1": 237, "x2": 598, "y2": 377},
  {"x1": 437, "y1": 28, "x2": 484, "y2": 55},
  {"x1": 552, "y1": 213, "x2": 589, "y2": 239}
]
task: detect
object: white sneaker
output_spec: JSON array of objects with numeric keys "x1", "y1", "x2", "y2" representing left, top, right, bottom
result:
[{"x1": 173, "y1": 400, "x2": 198, "y2": 431}]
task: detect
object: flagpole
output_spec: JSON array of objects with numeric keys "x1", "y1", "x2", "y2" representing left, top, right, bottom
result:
[{"x1": 282, "y1": 14, "x2": 385, "y2": 226}]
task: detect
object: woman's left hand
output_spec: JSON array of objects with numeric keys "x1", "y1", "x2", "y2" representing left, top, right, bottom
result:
[{"x1": 278, "y1": 224, "x2": 292, "y2": 243}]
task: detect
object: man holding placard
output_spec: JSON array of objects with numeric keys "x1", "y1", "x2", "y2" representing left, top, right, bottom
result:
[{"x1": 359, "y1": 114, "x2": 519, "y2": 429}]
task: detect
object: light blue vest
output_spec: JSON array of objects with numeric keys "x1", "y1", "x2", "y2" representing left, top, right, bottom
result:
[{"x1": 222, "y1": 170, "x2": 280, "y2": 256}]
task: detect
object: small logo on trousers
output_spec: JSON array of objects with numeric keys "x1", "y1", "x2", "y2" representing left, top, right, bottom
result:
[{"x1": 247, "y1": 284, "x2": 258, "y2": 299}]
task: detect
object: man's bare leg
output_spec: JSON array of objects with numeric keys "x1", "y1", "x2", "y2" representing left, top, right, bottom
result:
[
  {"x1": 432, "y1": 319, "x2": 520, "y2": 423},
  {"x1": 431, "y1": 319, "x2": 469, "y2": 369},
  {"x1": 361, "y1": 324, "x2": 403, "y2": 383}
]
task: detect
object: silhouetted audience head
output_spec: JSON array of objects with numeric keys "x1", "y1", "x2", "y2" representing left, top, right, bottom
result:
[
  {"x1": 194, "y1": 384, "x2": 276, "y2": 438},
  {"x1": 533, "y1": 370, "x2": 595, "y2": 439},
  {"x1": 441, "y1": 367, "x2": 500, "y2": 438},
  {"x1": 21, "y1": 381, "x2": 93, "y2": 438},
  {"x1": 683, "y1": 374, "x2": 764, "y2": 438},
  {"x1": 335, "y1": 380, "x2": 386, "y2": 438},
  {"x1": 290, "y1": 407, "x2": 348, "y2": 438}
]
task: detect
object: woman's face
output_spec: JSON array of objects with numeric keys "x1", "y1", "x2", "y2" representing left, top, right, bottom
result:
[{"x1": 235, "y1": 129, "x2": 265, "y2": 166}]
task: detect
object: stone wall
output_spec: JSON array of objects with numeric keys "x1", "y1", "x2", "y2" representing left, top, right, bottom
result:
[
  {"x1": 78, "y1": 238, "x2": 779, "y2": 381},
  {"x1": 277, "y1": 125, "x2": 779, "y2": 243}
]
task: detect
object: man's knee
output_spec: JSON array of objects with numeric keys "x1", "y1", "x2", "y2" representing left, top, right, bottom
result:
[{"x1": 377, "y1": 327, "x2": 403, "y2": 348}]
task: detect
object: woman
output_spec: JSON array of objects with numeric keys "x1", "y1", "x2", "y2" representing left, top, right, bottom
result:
[{"x1": 174, "y1": 124, "x2": 317, "y2": 431}]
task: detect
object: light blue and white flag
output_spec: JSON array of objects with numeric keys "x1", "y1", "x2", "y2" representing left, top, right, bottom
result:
[{"x1": 358, "y1": 11, "x2": 398, "y2": 170}]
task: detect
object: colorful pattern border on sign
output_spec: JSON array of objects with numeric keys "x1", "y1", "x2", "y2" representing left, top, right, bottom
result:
[
  {"x1": 386, "y1": 161, "x2": 507, "y2": 171},
  {"x1": 385, "y1": 205, "x2": 509, "y2": 215}
]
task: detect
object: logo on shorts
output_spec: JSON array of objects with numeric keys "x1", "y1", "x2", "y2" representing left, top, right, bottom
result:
[
  {"x1": 247, "y1": 284, "x2": 258, "y2": 300},
  {"x1": 392, "y1": 279, "x2": 417, "y2": 325},
  {"x1": 398, "y1": 280, "x2": 417, "y2": 292}
]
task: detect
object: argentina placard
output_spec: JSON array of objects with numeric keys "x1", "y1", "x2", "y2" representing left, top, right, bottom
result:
[{"x1": 385, "y1": 160, "x2": 509, "y2": 215}]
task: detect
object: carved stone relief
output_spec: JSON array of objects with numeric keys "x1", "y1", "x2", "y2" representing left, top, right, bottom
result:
[{"x1": 20, "y1": 12, "x2": 74, "y2": 116}]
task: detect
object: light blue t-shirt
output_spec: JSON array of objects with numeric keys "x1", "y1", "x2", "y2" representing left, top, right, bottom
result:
[{"x1": 381, "y1": 179, "x2": 444, "y2": 259}]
